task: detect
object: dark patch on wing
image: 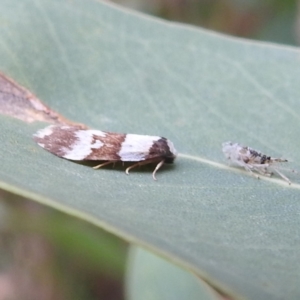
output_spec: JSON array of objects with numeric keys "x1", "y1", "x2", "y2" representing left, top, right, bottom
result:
[
  {"x1": 85, "y1": 132, "x2": 126, "y2": 161},
  {"x1": 34, "y1": 126, "x2": 80, "y2": 157},
  {"x1": 260, "y1": 155, "x2": 271, "y2": 164},
  {"x1": 246, "y1": 148, "x2": 263, "y2": 164},
  {"x1": 145, "y1": 138, "x2": 175, "y2": 164},
  {"x1": 245, "y1": 148, "x2": 273, "y2": 165},
  {"x1": 249, "y1": 148, "x2": 261, "y2": 158}
]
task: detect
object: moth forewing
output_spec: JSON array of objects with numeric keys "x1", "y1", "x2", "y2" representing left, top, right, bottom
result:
[{"x1": 34, "y1": 125, "x2": 177, "y2": 180}]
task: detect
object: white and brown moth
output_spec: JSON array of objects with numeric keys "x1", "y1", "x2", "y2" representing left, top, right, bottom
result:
[
  {"x1": 222, "y1": 141, "x2": 294, "y2": 184},
  {"x1": 33, "y1": 125, "x2": 177, "y2": 180}
]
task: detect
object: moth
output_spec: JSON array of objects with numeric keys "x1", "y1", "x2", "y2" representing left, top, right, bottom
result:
[
  {"x1": 33, "y1": 125, "x2": 177, "y2": 180},
  {"x1": 222, "y1": 141, "x2": 294, "y2": 184}
]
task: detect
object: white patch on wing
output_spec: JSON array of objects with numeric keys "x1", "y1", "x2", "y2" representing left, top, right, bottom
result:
[
  {"x1": 90, "y1": 140, "x2": 103, "y2": 149},
  {"x1": 118, "y1": 134, "x2": 160, "y2": 161},
  {"x1": 34, "y1": 125, "x2": 54, "y2": 139},
  {"x1": 62, "y1": 130, "x2": 106, "y2": 160}
]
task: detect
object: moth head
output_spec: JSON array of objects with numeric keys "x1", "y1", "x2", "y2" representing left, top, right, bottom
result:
[{"x1": 164, "y1": 139, "x2": 177, "y2": 164}]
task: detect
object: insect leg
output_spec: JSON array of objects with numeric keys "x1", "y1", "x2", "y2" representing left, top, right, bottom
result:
[
  {"x1": 273, "y1": 169, "x2": 291, "y2": 185},
  {"x1": 125, "y1": 158, "x2": 164, "y2": 180},
  {"x1": 152, "y1": 160, "x2": 165, "y2": 181},
  {"x1": 93, "y1": 161, "x2": 115, "y2": 169},
  {"x1": 234, "y1": 160, "x2": 260, "y2": 179},
  {"x1": 251, "y1": 164, "x2": 272, "y2": 177}
]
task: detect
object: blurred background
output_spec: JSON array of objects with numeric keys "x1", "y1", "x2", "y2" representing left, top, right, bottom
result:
[
  {"x1": 114, "y1": 0, "x2": 300, "y2": 45},
  {"x1": 1, "y1": 1, "x2": 299, "y2": 300}
]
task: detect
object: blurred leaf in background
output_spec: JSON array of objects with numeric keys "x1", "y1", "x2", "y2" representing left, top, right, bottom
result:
[
  {"x1": 113, "y1": 0, "x2": 299, "y2": 44},
  {"x1": 0, "y1": 191, "x2": 127, "y2": 300}
]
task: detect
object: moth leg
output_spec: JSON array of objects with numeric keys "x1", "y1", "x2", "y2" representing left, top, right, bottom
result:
[
  {"x1": 125, "y1": 159, "x2": 164, "y2": 180},
  {"x1": 152, "y1": 160, "x2": 165, "y2": 181},
  {"x1": 93, "y1": 161, "x2": 115, "y2": 169},
  {"x1": 125, "y1": 162, "x2": 140, "y2": 175}
]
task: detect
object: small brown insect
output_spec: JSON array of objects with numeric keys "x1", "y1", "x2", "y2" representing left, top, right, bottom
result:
[{"x1": 222, "y1": 141, "x2": 295, "y2": 184}]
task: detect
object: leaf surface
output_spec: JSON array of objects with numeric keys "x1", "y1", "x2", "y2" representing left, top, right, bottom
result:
[
  {"x1": 1, "y1": 0, "x2": 300, "y2": 299},
  {"x1": 126, "y1": 247, "x2": 222, "y2": 300}
]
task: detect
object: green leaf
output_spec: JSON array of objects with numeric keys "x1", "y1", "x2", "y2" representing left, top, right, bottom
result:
[
  {"x1": 126, "y1": 247, "x2": 222, "y2": 300},
  {"x1": 1, "y1": 0, "x2": 300, "y2": 299}
]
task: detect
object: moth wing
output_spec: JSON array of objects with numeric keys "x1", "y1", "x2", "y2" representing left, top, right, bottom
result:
[
  {"x1": 117, "y1": 134, "x2": 162, "y2": 162},
  {"x1": 34, "y1": 125, "x2": 125, "y2": 161},
  {"x1": 84, "y1": 132, "x2": 126, "y2": 161},
  {"x1": 34, "y1": 126, "x2": 173, "y2": 163}
]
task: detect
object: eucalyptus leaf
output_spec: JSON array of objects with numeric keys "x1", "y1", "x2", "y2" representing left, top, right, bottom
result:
[
  {"x1": 1, "y1": 0, "x2": 300, "y2": 299},
  {"x1": 126, "y1": 247, "x2": 221, "y2": 300}
]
